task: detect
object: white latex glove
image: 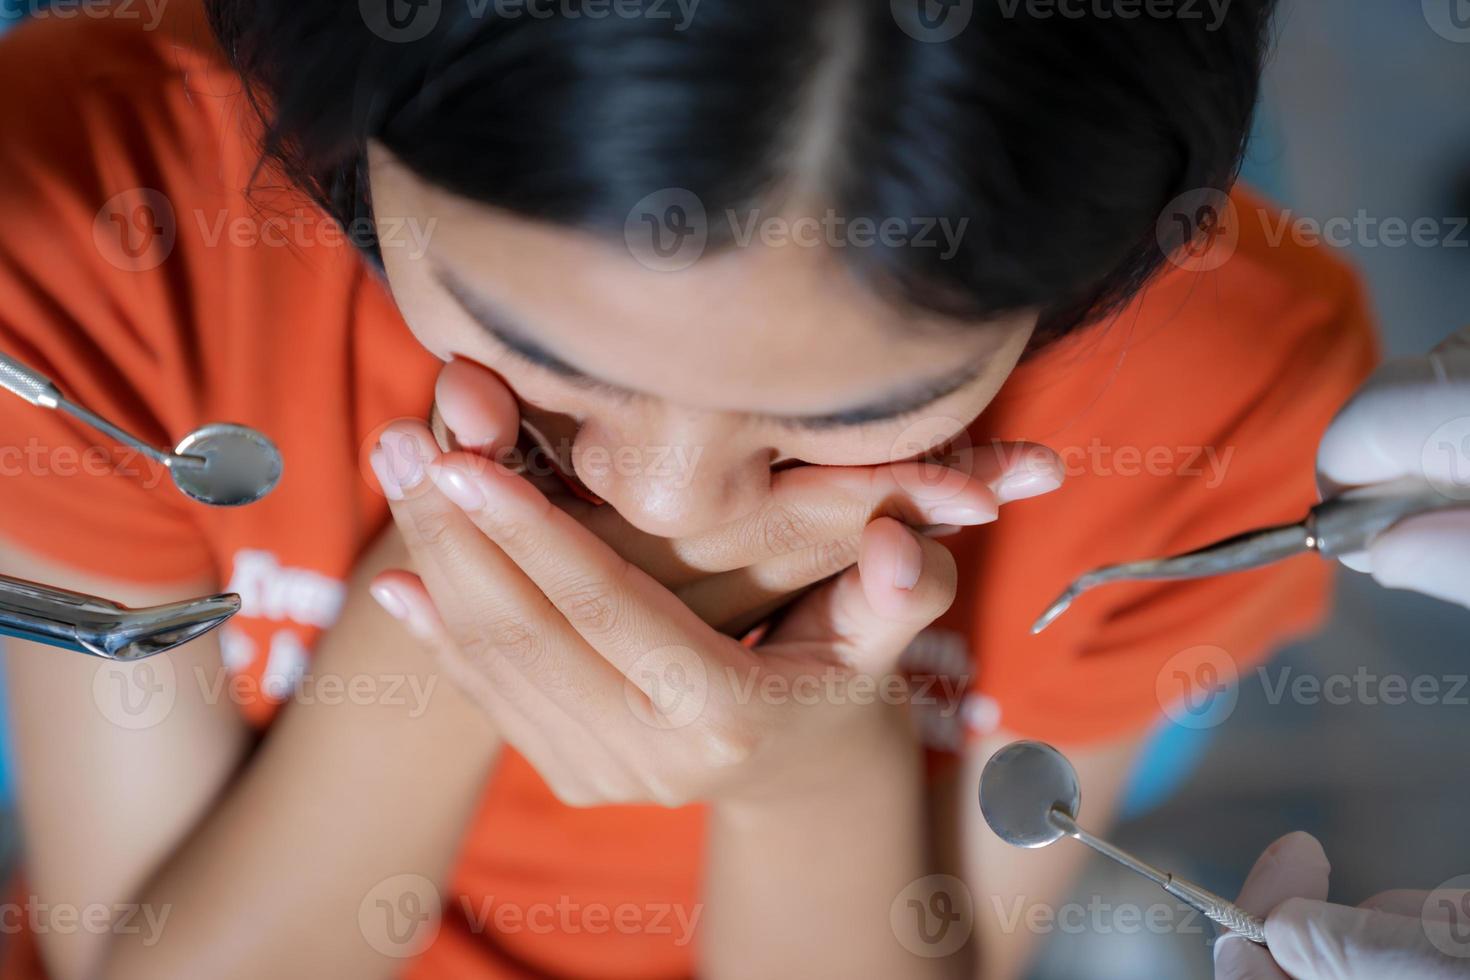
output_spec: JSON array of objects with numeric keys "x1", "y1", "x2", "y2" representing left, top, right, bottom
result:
[
  {"x1": 1316, "y1": 325, "x2": 1470, "y2": 609},
  {"x1": 1214, "y1": 832, "x2": 1470, "y2": 979}
]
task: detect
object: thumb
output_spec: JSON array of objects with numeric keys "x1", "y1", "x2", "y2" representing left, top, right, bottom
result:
[
  {"x1": 767, "y1": 517, "x2": 957, "y2": 674},
  {"x1": 1214, "y1": 832, "x2": 1331, "y2": 980},
  {"x1": 1315, "y1": 335, "x2": 1470, "y2": 493},
  {"x1": 434, "y1": 357, "x2": 521, "y2": 454}
]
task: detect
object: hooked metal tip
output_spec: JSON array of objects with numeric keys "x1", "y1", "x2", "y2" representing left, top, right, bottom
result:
[
  {"x1": 79, "y1": 593, "x2": 242, "y2": 661},
  {"x1": 1031, "y1": 586, "x2": 1081, "y2": 634}
]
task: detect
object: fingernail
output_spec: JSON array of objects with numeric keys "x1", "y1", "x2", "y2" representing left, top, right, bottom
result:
[
  {"x1": 927, "y1": 504, "x2": 996, "y2": 526},
  {"x1": 369, "y1": 448, "x2": 403, "y2": 501},
  {"x1": 995, "y1": 467, "x2": 1062, "y2": 505},
  {"x1": 370, "y1": 583, "x2": 408, "y2": 620},
  {"x1": 893, "y1": 532, "x2": 923, "y2": 591},
  {"x1": 379, "y1": 431, "x2": 429, "y2": 491},
  {"x1": 430, "y1": 463, "x2": 486, "y2": 511}
]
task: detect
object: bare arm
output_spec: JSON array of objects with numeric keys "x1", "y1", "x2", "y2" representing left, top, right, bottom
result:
[
  {"x1": 701, "y1": 705, "x2": 960, "y2": 980},
  {"x1": 3, "y1": 530, "x2": 500, "y2": 980}
]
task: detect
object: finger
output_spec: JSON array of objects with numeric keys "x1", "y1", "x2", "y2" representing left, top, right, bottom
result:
[
  {"x1": 425, "y1": 451, "x2": 731, "y2": 684},
  {"x1": 1360, "y1": 890, "x2": 1436, "y2": 917},
  {"x1": 1214, "y1": 832, "x2": 1331, "y2": 980},
  {"x1": 1268, "y1": 899, "x2": 1468, "y2": 980},
  {"x1": 1365, "y1": 511, "x2": 1470, "y2": 609},
  {"x1": 1235, "y1": 832, "x2": 1332, "y2": 915},
  {"x1": 1316, "y1": 344, "x2": 1470, "y2": 492},
  {"x1": 434, "y1": 357, "x2": 521, "y2": 453},
  {"x1": 565, "y1": 442, "x2": 1062, "y2": 589},
  {"x1": 676, "y1": 534, "x2": 859, "y2": 635},
  {"x1": 375, "y1": 424, "x2": 629, "y2": 716},
  {"x1": 765, "y1": 518, "x2": 958, "y2": 675},
  {"x1": 431, "y1": 359, "x2": 567, "y2": 497},
  {"x1": 367, "y1": 570, "x2": 561, "y2": 769},
  {"x1": 371, "y1": 573, "x2": 639, "y2": 806},
  {"x1": 368, "y1": 570, "x2": 447, "y2": 645}
]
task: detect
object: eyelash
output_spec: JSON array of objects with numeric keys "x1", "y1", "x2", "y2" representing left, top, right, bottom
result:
[
  {"x1": 772, "y1": 401, "x2": 933, "y2": 434},
  {"x1": 496, "y1": 338, "x2": 940, "y2": 433}
]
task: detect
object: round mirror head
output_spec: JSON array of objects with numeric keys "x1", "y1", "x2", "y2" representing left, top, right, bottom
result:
[
  {"x1": 171, "y1": 423, "x2": 283, "y2": 507},
  {"x1": 979, "y1": 740, "x2": 1081, "y2": 848}
]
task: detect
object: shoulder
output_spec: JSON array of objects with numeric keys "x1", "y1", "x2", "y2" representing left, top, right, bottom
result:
[{"x1": 1, "y1": 2, "x2": 236, "y2": 165}]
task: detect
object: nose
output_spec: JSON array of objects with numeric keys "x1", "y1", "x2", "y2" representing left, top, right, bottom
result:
[{"x1": 571, "y1": 413, "x2": 770, "y2": 538}]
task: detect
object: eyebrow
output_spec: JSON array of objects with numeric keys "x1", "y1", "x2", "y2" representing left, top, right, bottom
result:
[{"x1": 434, "y1": 265, "x2": 985, "y2": 429}]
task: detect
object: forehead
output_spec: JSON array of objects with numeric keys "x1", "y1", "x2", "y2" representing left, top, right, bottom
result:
[{"x1": 386, "y1": 167, "x2": 1011, "y2": 416}]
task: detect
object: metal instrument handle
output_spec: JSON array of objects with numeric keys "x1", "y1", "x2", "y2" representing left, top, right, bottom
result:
[
  {"x1": 1165, "y1": 877, "x2": 1268, "y2": 946},
  {"x1": 0, "y1": 352, "x2": 61, "y2": 408},
  {"x1": 1309, "y1": 475, "x2": 1469, "y2": 558}
]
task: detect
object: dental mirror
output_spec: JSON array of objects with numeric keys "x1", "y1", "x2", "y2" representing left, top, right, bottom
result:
[
  {"x1": 979, "y1": 740, "x2": 1081, "y2": 848},
  {"x1": 980, "y1": 740, "x2": 1269, "y2": 946},
  {"x1": 0, "y1": 352, "x2": 281, "y2": 507},
  {"x1": 169, "y1": 423, "x2": 282, "y2": 507}
]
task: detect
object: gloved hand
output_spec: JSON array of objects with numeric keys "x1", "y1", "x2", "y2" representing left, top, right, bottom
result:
[
  {"x1": 1316, "y1": 325, "x2": 1470, "y2": 609},
  {"x1": 1213, "y1": 832, "x2": 1470, "y2": 979}
]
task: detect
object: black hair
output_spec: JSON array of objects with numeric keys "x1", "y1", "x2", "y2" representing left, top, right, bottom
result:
[{"x1": 206, "y1": 0, "x2": 1276, "y2": 347}]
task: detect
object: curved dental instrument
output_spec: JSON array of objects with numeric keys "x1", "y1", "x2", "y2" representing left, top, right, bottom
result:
[
  {"x1": 980, "y1": 740, "x2": 1268, "y2": 946},
  {"x1": 0, "y1": 575, "x2": 240, "y2": 660},
  {"x1": 1032, "y1": 476, "x2": 1467, "y2": 634},
  {"x1": 0, "y1": 351, "x2": 282, "y2": 507}
]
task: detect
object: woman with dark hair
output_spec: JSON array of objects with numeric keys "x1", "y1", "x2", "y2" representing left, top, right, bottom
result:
[{"x1": 0, "y1": 1, "x2": 1375, "y2": 977}]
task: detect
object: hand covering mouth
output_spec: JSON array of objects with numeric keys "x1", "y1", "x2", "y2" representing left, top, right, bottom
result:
[{"x1": 429, "y1": 399, "x2": 604, "y2": 505}]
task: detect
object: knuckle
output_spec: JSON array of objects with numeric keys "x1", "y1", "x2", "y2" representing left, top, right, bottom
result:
[
  {"x1": 696, "y1": 716, "x2": 757, "y2": 771},
  {"x1": 476, "y1": 508, "x2": 529, "y2": 549},
  {"x1": 590, "y1": 774, "x2": 635, "y2": 805},
  {"x1": 642, "y1": 772, "x2": 693, "y2": 809},
  {"x1": 804, "y1": 536, "x2": 859, "y2": 580},
  {"x1": 757, "y1": 505, "x2": 820, "y2": 557},
  {"x1": 410, "y1": 507, "x2": 462, "y2": 553},
  {"x1": 547, "y1": 780, "x2": 597, "y2": 809},
  {"x1": 556, "y1": 578, "x2": 624, "y2": 635},
  {"x1": 465, "y1": 613, "x2": 542, "y2": 671}
]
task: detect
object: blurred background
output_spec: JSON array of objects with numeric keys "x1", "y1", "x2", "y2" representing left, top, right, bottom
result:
[
  {"x1": 1, "y1": 2, "x2": 1468, "y2": 977},
  {"x1": 1033, "y1": 3, "x2": 1470, "y2": 977}
]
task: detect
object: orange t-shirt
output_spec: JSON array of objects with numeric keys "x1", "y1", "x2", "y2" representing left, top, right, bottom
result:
[{"x1": 0, "y1": 5, "x2": 1377, "y2": 978}]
